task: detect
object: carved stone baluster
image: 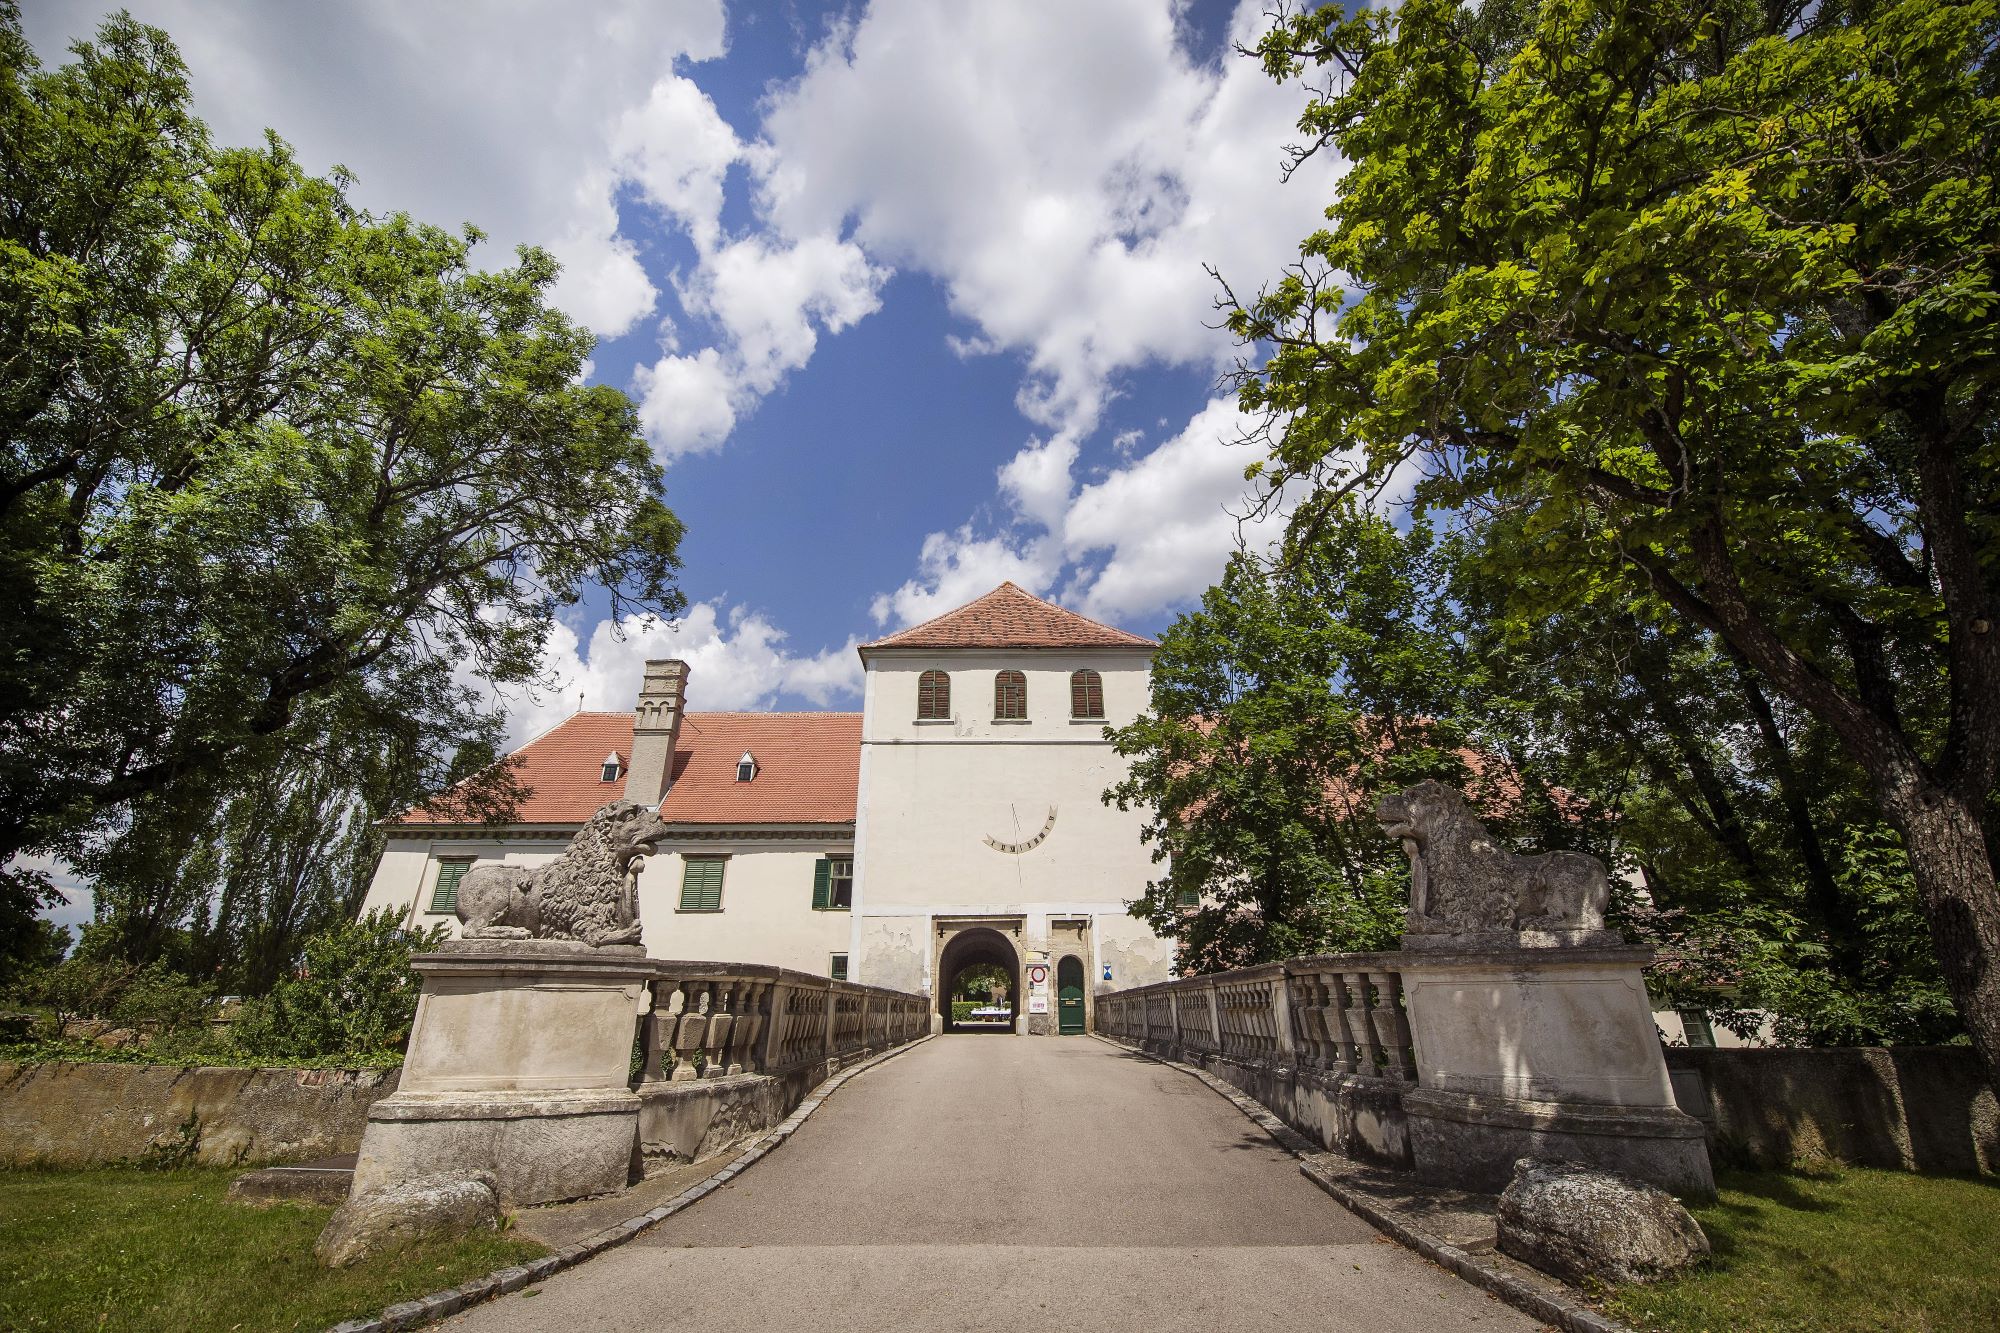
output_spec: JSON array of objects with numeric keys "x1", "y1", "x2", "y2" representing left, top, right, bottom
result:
[
  {"x1": 673, "y1": 981, "x2": 711, "y2": 1081},
  {"x1": 704, "y1": 979, "x2": 737, "y2": 1076},
  {"x1": 1371, "y1": 971, "x2": 1415, "y2": 1081},
  {"x1": 640, "y1": 980, "x2": 673, "y2": 1083},
  {"x1": 1346, "y1": 972, "x2": 1383, "y2": 1073}
]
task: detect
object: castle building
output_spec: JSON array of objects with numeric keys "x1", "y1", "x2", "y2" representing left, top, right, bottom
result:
[{"x1": 357, "y1": 583, "x2": 1178, "y2": 1033}]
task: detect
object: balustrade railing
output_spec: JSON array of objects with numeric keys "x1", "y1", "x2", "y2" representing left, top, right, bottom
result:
[
  {"x1": 634, "y1": 962, "x2": 928, "y2": 1087},
  {"x1": 1095, "y1": 953, "x2": 1416, "y2": 1084}
]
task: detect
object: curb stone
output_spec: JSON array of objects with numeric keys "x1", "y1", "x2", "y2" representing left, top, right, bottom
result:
[
  {"x1": 320, "y1": 1034, "x2": 937, "y2": 1333},
  {"x1": 1091, "y1": 1033, "x2": 1636, "y2": 1333}
]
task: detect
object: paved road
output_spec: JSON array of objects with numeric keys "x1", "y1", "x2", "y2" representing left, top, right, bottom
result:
[{"x1": 449, "y1": 1036, "x2": 1536, "y2": 1333}]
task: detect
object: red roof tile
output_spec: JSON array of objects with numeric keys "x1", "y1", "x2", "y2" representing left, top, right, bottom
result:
[
  {"x1": 395, "y1": 711, "x2": 860, "y2": 828},
  {"x1": 861, "y1": 581, "x2": 1154, "y2": 650},
  {"x1": 658, "y1": 712, "x2": 860, "y2": 825}
]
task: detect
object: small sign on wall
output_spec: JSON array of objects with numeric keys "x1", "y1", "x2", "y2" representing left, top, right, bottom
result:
[
  {"x1": 1028, "y1": 996, "x2": 1050, "y2": 1014},
  {"x1": 1027, "y1": 964, "x2": 1049, "y2": 988}
]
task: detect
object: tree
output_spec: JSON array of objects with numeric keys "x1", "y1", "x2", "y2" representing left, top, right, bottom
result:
[
  {"x1": 1104, "y1": 509, "x2": 1566, "y2": 972},
  {"x1": 1232, "y1": 0, "x2": 2000, "y2": 1071},
  {"x1": 0, "y1": 9, "x2": 685, "y2": 944}
]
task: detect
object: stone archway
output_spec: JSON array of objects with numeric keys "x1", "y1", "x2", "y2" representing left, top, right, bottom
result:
[{"x1": 936, "y1": 925, "x2": 1023, "y2": 1034}]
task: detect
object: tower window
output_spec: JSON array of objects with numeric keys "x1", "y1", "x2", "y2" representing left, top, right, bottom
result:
[
  {"x1": 1070, "y1": 669, "x2": 1104, "y2": 719},
  {"x1": 917, "y1": 669, "x2": 951, "y2": 719},
  {"x1": 994, "y1": 669, "x2": 1026, "y2": 720},
  {"x1": 736, "y1": 751, "x2": 756, "y2": 782}
]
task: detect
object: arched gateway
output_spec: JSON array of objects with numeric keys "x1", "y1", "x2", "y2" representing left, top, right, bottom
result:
[{"x1": 935, "y1": 925, "x2": 1022, "y2": 1034}]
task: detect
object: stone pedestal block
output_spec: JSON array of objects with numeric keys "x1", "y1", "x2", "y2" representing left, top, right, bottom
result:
[
  {"x1": 351, "y1": 940, "x2": 652, "y2": 1207},
  {"x1": 1399, "y1": 946, "x2": 1714, "y2": 1200}
]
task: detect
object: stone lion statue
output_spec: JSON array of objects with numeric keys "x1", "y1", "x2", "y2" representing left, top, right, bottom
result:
[
  {"x1": 456, "y1": 801, "x2": 667, "y2": 947},
  {"x1": 1376, "y1": 781, "x2": 1608, "y2": 938}
]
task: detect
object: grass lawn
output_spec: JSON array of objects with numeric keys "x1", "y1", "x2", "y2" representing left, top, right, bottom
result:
[
  {"x1": 0, "y1": 1166, "x2": 548, "y2": 1333},
  {"x1": 1607, "y1": 1166, "x2": 2000, "y2": 1332}
]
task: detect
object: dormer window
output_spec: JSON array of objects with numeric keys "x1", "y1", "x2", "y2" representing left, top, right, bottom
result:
[
  {"x1": 600, "y1": 752, "x2": 623, "y2": 783},
  {"x1": 736, "y1": 751, "x2": 757, "y2": 783}
]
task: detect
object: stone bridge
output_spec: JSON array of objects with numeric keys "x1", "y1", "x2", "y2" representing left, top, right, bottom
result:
[{"x1": 443, "y1": 1033, "x2": 1542, "y2": 1333}]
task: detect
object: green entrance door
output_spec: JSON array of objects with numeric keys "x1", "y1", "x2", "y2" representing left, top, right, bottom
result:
[{"x1": 1057, "y1": 956, "x2": 1086, "y2": 1035}]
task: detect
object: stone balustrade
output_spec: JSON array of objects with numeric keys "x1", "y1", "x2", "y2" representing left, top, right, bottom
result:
[
  {"x1": 636, "y1": 963, "x2": 932, "y2": 1085},
  {"x1": 348, "y1": 941, "x2": 928, "y2": 1209},
  {"x1": 1096, "y1": 955, "x2": 1417, "y2": 1082},
  {"x1": 1096, "y1": 945, "x2": 1715, "y2": 1199}
]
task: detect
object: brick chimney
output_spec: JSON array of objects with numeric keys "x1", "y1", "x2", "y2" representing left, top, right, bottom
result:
[{"x1": 623, "y1": 659, "x2": 689, "y2": 807}]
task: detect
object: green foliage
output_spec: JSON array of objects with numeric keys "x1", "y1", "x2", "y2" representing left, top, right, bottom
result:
[
  {"x1": 1234, "y1": 0, "x2": 2000, "y2": 1063},
  {"x1": 950, "y1": 963, "x2": 1010, "y2": 1001},
  {"x1": 1607, "y1": 1168, "x2": 2000, "y2": 1331},
  {"x1": 228, "y1": 910, "x2": 447, "y2": 1062},
  {"x1": 0, "y1": 7, "x2": 685, "y2": 970},
  {"x1": 6, "y1": 956, "x2": 211, "y2": 1041},
  {"x1": 1106, "y1": 510, "x2": 1582, "y2": 973},
  {"x1": 0, "y1": 1166, "x2": 547, "y2": 1333}
]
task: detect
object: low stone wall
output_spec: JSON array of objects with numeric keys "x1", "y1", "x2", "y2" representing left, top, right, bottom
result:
[
  {"x1": 0, "y1": 1062, "x2": 400, "y2": 1168},
  {"x1": 1666, "y1": 1046, "x2": 1999, "y2": 1174},
  {"x1": 634, "y1": 1047, "x2": 889, "y2": 1171},
  {"x1": 1126, "y1": 1042, "x2": 1413, "y2": 1169}
]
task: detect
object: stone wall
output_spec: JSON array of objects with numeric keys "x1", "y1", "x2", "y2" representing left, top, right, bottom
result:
[
  {"x1": 1666, "y1": 1046, "x2": 1999, "y2": 1173},
  {"x1": 0, "y1": 1062, "x2": 400, "y2": 1168}
]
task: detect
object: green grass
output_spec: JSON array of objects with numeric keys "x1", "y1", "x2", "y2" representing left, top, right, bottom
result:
[
  {"x1": 0, "y1": 1167, "x2": 547, "y2": 1333},
  {"x1": 1608, "y1": 1167, "x2": 2000, "y2": 1332}
]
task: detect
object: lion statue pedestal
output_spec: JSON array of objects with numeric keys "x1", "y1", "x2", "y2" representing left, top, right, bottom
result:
[
  {"x1": 333, "y1": 805, "x2": 670, "y2": 1241},
  {"x1": 1377, "y1": 783, "x2": 1714, "y2": 1200}
]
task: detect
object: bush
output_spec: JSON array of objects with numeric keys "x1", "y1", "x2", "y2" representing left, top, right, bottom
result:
[
  {"x1": 228, "y1": 910, "x2": 447, "y2": 1062},
  {"x1": 6, "y1": 957, "x2": 212, "y2": 1041}
]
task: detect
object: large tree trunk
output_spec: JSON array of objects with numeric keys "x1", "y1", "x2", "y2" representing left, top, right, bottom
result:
[{"x1": 1889, "y1": 786, "x2": 2000, "y2": 1081}]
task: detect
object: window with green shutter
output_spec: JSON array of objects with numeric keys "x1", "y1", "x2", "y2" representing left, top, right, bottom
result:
[
  {"x1": 1174, "y1": 885, "x2": 1199, "y2": 909},
  {"x1": 812, "y1": 857, "x2": 854, "y2": 910},
  {"x1": 830, "y1": 953, "x2": 849, "y2": 981},
  {"x1": 429, "y1": 859, "x2": 472, "y2": 914},
  {"x1": 679, "y1": 858, "x2": 725, "y2": 911}
]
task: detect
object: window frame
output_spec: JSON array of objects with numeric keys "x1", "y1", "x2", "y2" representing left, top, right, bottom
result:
[
  {"x1": 1069, "y1": 668, "x2": 1105, "y2": 719},
  {"x1": 993, "y1": 669, "x2": 1027, "y2": 720},
  {"x1": 916, "y1": 669, "x2": 952, "y2": 720},
  {"x1": 811, "y1": 855, "x2": 854, "y2": 911},
  {"x1": 428, "y1": 858, "x2": 474, "y2": 915},
  {"x1": 600, "y1": 759, "x2": 622, "y2": 783},
  {"x1": 830, "y1": 953, "x2": 849, "y2": 982},
  {"x1": 677, "y1": 856, "x2": 727, "y2": 912}
]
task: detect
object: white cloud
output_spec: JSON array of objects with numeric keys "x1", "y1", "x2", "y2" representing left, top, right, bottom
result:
[
  {"x1": 497, "y1": 601, "x2": 865, "y2": 748},
  {"x1": 634, "y1": 348, "x2": 739, "y2": 459},
  {"x1": 610, "y1": 75, "x2": 742, "y2": 255},
  {"x1": 24, "y1": 0, "x2": 730, "y2": 340},
  {"x1": 755, "y1": 0, "x2": 1333, "y2": 440},
  {"x1": 872, "y1": 395, "x2": 1289, "y2": 632}
]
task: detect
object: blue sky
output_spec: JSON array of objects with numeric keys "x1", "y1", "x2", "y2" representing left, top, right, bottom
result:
[{"x1": 26, "y1": 0, "x2": 1343, "y2": 748}]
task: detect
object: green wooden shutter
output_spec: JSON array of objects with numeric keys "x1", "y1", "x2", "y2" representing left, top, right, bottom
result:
[
  {"x1": 679, "y1": 859, "x2": 725, "y2": 911},
  {"x1": 429, "y1": 860, "x2": 471, "y2": 913},
  {"x1": 1175, "y1": 885, "x2": 1199, "y2": 908},
  {"x1": 811, "y1": 858, "x2": 832, "y2": 910}
]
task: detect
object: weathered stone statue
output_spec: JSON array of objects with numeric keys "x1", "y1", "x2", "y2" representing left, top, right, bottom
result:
[
  {"x1": 456, "y1": 800, "x2": 666, "y2": 947},
  {"x1": 1376, "y1": 781, "x2": 1610, "y2": 942}
]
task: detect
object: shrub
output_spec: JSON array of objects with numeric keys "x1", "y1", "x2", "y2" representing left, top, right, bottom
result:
[{"x1": 228, "y1": 910, "x2": 447, "y2": 1061}]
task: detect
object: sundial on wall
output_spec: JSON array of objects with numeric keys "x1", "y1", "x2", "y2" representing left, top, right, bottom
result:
[{"x1": 984, "y1": 804, "x2": 1057, "y2": 855}]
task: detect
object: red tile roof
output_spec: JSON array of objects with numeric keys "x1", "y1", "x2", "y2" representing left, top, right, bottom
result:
[
  {"x1": 394, "y1": 711, "x2": 860, "y2": 828},
  {"x1": 861, "y1": 581, "x2": 1154, "y2": 650},
  {"x1": 658, "y1": 712, "x2": 860, "y2": 825}
]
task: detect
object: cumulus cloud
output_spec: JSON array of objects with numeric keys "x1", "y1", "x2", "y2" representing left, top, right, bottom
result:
[
  {"x1": 25, "y1": 0, "x2": 731, "y2": 341},
  {"x1": 498, "y1": 602, "x2": 865, "y2": 748},
  {"x1": 871, "y1": 396, "x2": 1288, "y2": 632},
  {"x1": 755, "y1": 0, "x2": 1332, "y2": 439}
]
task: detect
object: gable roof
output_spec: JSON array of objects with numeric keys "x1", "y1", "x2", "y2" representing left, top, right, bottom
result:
[
  {"x1": 861, "y1": 581, "x2": 1154, "y2": 652},
  {"x1": 392, "y1": 710, "x2": 861, "y2": 829}
]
